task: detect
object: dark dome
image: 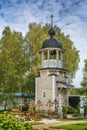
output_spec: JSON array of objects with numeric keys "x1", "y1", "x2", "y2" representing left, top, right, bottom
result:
[{"x1": 42, "y1": 38, "x2": 62, "y2": 49}]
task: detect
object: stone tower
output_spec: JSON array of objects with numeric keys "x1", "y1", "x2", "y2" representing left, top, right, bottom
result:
[{"x1": 35, "y1": 15, "x2": 72, "y2": 111}]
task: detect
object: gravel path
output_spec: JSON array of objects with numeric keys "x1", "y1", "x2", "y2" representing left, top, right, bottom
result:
[{"x1": 32, "y1": 119, "x2": 87, "y2": 130}]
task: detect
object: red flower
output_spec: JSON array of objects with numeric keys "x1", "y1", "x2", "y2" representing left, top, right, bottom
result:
[
  {"x1": 32, "y1": 117, "x2": 42, "y2": 121},
  {"x1": 24, "y1": 112, "x2": 27, "y2": 115}
]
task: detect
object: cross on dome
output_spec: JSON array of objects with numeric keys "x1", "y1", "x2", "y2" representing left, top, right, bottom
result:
[{"x1": 48, "y1": 15, "x2": 56, "y2": 38}]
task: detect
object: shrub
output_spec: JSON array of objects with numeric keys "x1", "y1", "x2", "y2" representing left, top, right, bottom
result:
[
  {"x1": 0, "y1": 112, "x2": 34, "y2": 130},
  {"x1": 84, "y1": 106, "x2": 87, "y2": 112},
  {"x1": 67, "y1": 106, "x2": 77, "y2": 114}
]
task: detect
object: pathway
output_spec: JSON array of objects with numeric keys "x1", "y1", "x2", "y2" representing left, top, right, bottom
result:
[{"x1": 32, "y1": 119, "x2": 87, "y2": 130}]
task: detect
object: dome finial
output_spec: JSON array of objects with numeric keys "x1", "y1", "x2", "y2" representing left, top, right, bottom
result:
[
  {"x1": 51, "y1": 14, "x2": 54, "y2": 28},
  {"x1": 48, "y1": 15, "x2": 55, "y2": 38}
]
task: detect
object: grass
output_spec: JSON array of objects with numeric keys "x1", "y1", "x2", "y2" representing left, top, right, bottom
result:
[
  {"x1": 50, "y1": 122, "x2": 87, "y2": 130},
  {"x1": 59, "y1": 117, "x2": 87, "y2": 121},
  {"x1": 29, "y1": 121, "x2": 44, "y2": 125}
]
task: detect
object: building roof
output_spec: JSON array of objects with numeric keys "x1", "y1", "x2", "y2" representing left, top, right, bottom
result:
[
  {"x1": 57, "y1": 81, "x2": 74, "y2": 87},
  {"x1": 0, "y1": 92, "x2": 34, "y2": 98},
  {"x1": 42, "y1": 38, "x2": 62, "y2": 49}
]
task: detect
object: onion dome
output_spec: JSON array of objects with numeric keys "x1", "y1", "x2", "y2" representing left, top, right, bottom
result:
[
  {"x1": 42, "y1": 38, "x2": 62, "y2": 49},
  {"x1": 42, "y1": 15, "x2": 62, "y2": 49}
]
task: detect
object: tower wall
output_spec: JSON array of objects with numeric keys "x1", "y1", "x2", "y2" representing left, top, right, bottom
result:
[{"x1": 35, "y1": 72, "x2": 56, "y2": 110}]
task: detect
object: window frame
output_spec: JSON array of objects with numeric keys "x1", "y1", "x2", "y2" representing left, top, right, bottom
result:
[{"x1": 42, "y1": 91, "x2": 46, "y2": 99}]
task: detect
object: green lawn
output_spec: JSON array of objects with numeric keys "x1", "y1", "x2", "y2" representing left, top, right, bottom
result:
[
  {"x1": 59, "y1": 117, "x2": 87, "y2": 121},
  {"x1": 29, "y1": 121, "x2": 44, "y2": 125},
  {"x1": 50, "y1": 122, "x2": 87, "y2": 130}
]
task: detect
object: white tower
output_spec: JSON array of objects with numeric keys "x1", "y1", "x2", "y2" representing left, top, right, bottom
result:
[{"x1": 35, "y1": 15, "x2": 72, "y2": 111}]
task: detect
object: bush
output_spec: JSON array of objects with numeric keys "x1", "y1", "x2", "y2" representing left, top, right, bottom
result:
[
  {"x1": 0, "y1": 112, "x2": 34, "y2": 130},
  {"x1": 84, "y1": 106, "x2": 87, "y2": 111},
  {"x1": 67, "y1": 106, "x2": 77, "y2": 114}
]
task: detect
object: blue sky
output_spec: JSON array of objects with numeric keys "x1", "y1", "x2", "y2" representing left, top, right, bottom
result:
[{"x1": 0, "y1": 0, "x2": 87, "y2": 87}]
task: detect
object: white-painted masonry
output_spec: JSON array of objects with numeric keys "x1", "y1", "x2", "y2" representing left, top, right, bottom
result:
[
  {"x1": 47, "y1": 70, "x2": 49, "y2": 75},
  {"x1": 35, "y1": 78, "x2": 37, "y2": 104},
  {"x1": 52, "y1": 75, "x2": 55, "y2": 101}
]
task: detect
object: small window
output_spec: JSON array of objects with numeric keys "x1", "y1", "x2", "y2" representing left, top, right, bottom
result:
[{"x1": 42, "y1": 92, "x2": 46, "y2": 98}]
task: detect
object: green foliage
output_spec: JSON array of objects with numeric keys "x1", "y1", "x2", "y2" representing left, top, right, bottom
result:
[
  {"x1": 25, "y1": 23, "x2": 48, "y2": 75},
  {"x1": 84, "y1": 59, "x2": 87, "y2": 71},
  {"x1": 54, "y1": 25, "x2": 80, "y2": 82},
  {"x1": 62, "y1": 106, "x2": 67, "y2": 113},
  {"x1": 50, "y1": 122, "x2": 87, "y2": 130},
  {"x1": 0, "y1": 26, "x2": 32, "y2": 108},
  {"x1": 0, "y1": 27, "x2": 26, "y2": 92},
  {"x1": 29, "y1": 121, "x2": 43, "y2": 125},
  {"x1": 84, "y1": 106, "x2": 87, "y2": 111},
  {"x1": 80, "y1": 59, "x2": 87, "y2": 94},
  {"x1": 81, "y1": 77, "x2": 87, "y2": 88},
  {"x1": 81, "y1": 59, "x2": 87, "y2": 88},
  {"x1": 0, "y1": 112, "x2": 34, "y2": 130},
  {"x1": 69, "y1": 88, "x2": 85, "y2": 95},
  {"x1": 67, "y1": 106, "x2": 77, "y2": 114}
]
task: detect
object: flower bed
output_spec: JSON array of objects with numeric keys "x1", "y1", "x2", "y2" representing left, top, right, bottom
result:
[{"x1": 32, "y1": 117, "x2": 42, "y2": 121}]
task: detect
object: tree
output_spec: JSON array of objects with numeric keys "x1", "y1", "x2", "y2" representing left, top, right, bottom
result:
[
  {"x1": 70, "y1": 88, "x2": 85, "y2": 95},
  {"x1": 54, "y1": 25, "x2": 80, "y2": 82},
  {"x1": 77, "y1": 59, "x2": 87, "y2": 95},
  {"x1": 70, "y1": 59, "x2": 87, "y2": 96},
  {"x1": 25, "y1": 23, "x2": 48, "y2": 75},
  {"x1": 0, "y1": 27, "x2": 30, "y2": 109},
  {"x1": 81, "y1": 59, "x2": 87, "y2": 88}
]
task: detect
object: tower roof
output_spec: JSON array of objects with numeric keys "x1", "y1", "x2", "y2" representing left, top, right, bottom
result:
[
  {"x1": 42, "y1": 38, "x2": 62, "y2": 49},
  {"x1": 42, "y1": 15, "x2": 62, "y2": 49}
]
